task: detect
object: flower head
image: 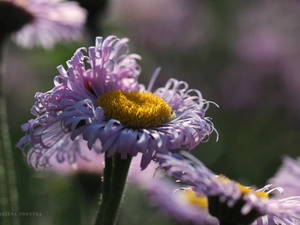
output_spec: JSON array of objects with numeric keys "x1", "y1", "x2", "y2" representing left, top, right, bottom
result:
[
  {"x1": 0, "y1": 0, "x2": 86, "y2": 48},
  {"x1": 17, "y1": 35, "x2": 216, "y2": 170},
  {"x1": 158, "y1": 152, "x2": 300, "y2": 225}
]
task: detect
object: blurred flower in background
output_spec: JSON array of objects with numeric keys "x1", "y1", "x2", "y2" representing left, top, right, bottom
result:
[
  {"x1": 123, "y1": 154, "x2": 218, "y2": 225},
  {"x1": 158, "y1": 153, "x2": 300, "y2": 225},
  {"x1": 0, "y1": 0, "x2": 86, "y2": 48},
  {"x1": 145, "y1": 179, "x2": 218, "y2": 225},
  {"x1": 220, "y1": 0, "x2": 300, "y2": 115},
  {"x1": 108, "y1": 0, "x2": 214, "y2": 53}
]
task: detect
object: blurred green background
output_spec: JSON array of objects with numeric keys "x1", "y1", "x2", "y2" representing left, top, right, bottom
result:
[{"x1": 2, "y1": 0, "x2": 300, "y2": 224}]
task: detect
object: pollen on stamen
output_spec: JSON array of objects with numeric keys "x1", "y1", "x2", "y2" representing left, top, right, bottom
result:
[{"x1": 97, "y1": 90, "x2": 176, "y2": 129}]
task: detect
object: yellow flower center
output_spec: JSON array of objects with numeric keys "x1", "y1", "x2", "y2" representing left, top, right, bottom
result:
[
  {"x1": 236, "y1": 183, "x2": 269, "y2": 199},
  {"x1": 185, "y1": 190, "x2": 208, "y2": 210},
  {"x1": 97, "y1": 90, "x2": 176, "y2": 129},
  {"x1": 218, "y1": 175, "x2": 269, "y2": 199}
]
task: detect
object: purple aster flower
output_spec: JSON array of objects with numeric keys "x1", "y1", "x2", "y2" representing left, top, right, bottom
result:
[
  {"x1": 157, "y1": 152, "x2": 300, "y2": 225},
  {"x1": 17, "y1": 35, "x2": 216, "y2": 170},
  {"x1": 0, "y1": 0, "x2": 86, "y2": 48},
  {"x1": 269, "y1": 156, "x2": 300, "y2": 198}
]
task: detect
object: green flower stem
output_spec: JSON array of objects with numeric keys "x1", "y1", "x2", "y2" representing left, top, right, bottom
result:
[
  {"x1": 95, "y1": 153, "x2": 132, "y2": 225},
  {"x1": 0, "y1": 36, "x2": 20, "y2": 225}
]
